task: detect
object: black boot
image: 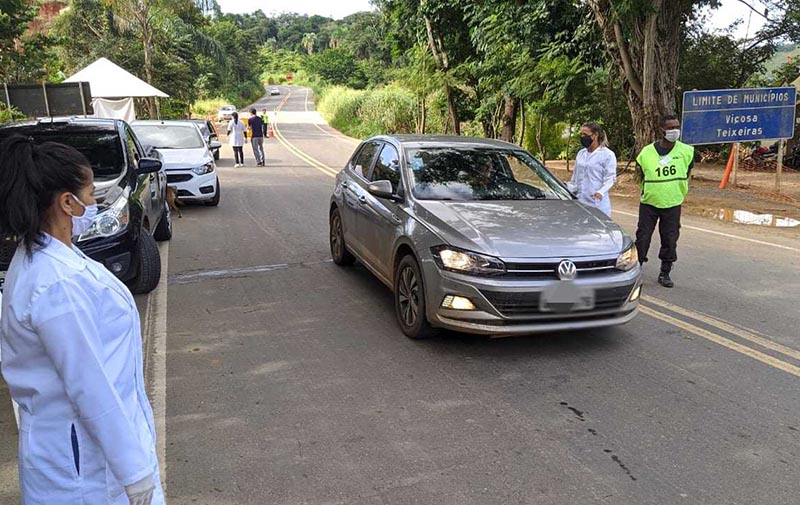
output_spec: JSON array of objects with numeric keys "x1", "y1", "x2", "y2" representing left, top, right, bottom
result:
[{"x1": 658, "y1": 263, "x2": 674, "y2": 288}]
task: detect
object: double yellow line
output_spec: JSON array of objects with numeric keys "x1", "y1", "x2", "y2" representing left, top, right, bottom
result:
[
  {"x1": 268, "y1": 90, "x2": 800, "y2": 379},
  {"x1": 271, "y1": 92, "x2": 339, "y2": 178},
  {"x1": 641, "y1": 296, "x2": 800, "y2": 377}
]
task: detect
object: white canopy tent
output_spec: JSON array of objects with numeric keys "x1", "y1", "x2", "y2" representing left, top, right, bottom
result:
[{"x1": 64, "y1": 57, "x2": 169, "y2": 122}]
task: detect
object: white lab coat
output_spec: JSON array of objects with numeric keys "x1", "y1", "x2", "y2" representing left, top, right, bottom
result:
[
  {"x1": 0, "y1": 236, "x2": 164, "y2": 504},
  {"x1": 227, "y1": 119, "x2": 246, "y2": 147},
  {"x1": 571, "y1": 146, "x2": 617, "y2": 217}
]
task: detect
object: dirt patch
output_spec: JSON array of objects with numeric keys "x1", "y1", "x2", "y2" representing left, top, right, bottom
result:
[{"x1": 546, "y1": 160, "x2": 800, "y2": 224}]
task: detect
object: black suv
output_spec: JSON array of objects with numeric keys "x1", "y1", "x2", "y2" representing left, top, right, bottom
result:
[{"x1": 0, "y1": 117, "x2": 171, "y2": 294}]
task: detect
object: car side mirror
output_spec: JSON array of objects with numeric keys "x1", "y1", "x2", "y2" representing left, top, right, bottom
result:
[
  {"x1": 368, "y1": 180, "x2": 402, "y2": 202},
  {"x1": 209, "y1": 140, "x2": 222, "y2": 149},
  {"x1": 137, "y1": 157, "x2": 162, "y2": 175}
]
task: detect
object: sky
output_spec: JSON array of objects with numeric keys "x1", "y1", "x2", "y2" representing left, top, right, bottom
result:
[
  {"x1": 216, "y1": 0, "x2": 772, "y2": 41},
  {"x1": 216, "y1": 0, "x2": 374, "y2": 19}
]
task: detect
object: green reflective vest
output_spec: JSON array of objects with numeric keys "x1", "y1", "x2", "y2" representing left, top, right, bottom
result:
[{"x1": 636, "y1": 141, "x2": 694, "y2": 209}]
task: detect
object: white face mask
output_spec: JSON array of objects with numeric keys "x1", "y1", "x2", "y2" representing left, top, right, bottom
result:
[
  {"x1": 664, "y1": 129, "x2": 681, "y2": 143},
  {"x1": 69, "y1": 193, "x2": 98, "y2": 238}
]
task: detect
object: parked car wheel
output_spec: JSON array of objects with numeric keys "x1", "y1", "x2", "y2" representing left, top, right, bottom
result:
[
  {"x1": 128, "y1": 232, "x2": 161, "y2": 294},
  {"x1": 213, "y1": 149, "x2": 220, "y2": 161},
  {"x1": 330, "y1": 207, "x2": 355, "y2": 266},
  {"x1": 153, "y1": 201, "x2": 172, "y2": 241},
  {"x1": 204, "y1": 179, "x2": 221, "y2": 206},
  {"x1": 394, "y1": 255, "x2": 436, "y2": 340}
]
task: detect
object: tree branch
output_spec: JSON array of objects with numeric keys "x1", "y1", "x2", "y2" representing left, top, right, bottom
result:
[
  {"x1": 613, "y1": 20, "x2": 644, "y2": 100},
  {"x1": 733, "y1": 0, "x2": 772, "y2": 21}
]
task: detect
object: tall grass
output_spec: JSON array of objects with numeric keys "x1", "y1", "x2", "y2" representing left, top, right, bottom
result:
[{"x1": 317, "y1": 84, "x2": 417, "y2": 138}]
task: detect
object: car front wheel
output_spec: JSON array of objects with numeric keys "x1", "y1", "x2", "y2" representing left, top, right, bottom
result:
[
  {"x1": 330, "y1": 208, "x2": 355, "y2": 266},
  {"x1": 394, "y1": 255, "x2": 436, "y2": 339},
  {"x1": 128, "y1": 232, "x2": 161, "y2": 294},
  {"x1": 153, "y1": 201, "x2": 172, "y2": 241},
  {"x1": 204, "y1": 179, "x2": 220, "y2": 206}
]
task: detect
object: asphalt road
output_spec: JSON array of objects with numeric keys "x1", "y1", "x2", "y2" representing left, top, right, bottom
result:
[{"x1": 1, "y1": 86, "x2": 799, "y2": 504}]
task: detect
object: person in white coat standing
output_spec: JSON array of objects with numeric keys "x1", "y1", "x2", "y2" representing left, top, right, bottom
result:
[
  {"x1": 0, "y1": 136, "x2": 163, "y2": 505},
  {"x1": 570, "y1": 122, "x2": 617, "y2": 217},
  {"x1": 227, "y1": 111, "x2": 247, "y2": 167}
]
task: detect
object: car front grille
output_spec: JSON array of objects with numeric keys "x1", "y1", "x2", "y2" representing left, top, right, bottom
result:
[
  {"x1": 167, "y1": 173, "x2": 193, "y2": 183},
  {"x1": 481, "y1": 283, "x2": 634, "y2": 317},
  {"x1": 502, "y1": 258, "x2": 618, "y2": 279}
]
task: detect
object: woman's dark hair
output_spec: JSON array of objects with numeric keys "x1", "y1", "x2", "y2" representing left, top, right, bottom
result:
[
  {"x1": 581, "y1": 121, "x2": 608, "y2": 147},
  {"x1": 0, "y1": 135, "x2": 92, "y2": 255},
  {"x1": 232, "y1": 111, "x2": 239, "y2": 123}
]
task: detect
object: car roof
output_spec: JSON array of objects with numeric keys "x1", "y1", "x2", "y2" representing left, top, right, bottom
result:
[
  {"x1": 368, "y1": 134, "x2": 522, "y2": 150},
  {"x1": 0, "y1": 116, "x2": 120, "y2": 133}
]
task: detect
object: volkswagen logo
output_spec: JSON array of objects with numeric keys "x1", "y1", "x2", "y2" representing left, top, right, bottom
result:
[{"x1": 557, "y1": 260, "x2": 577, "y2": 281}]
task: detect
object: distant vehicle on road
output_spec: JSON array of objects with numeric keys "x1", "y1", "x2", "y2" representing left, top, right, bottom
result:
[
  {"x1": 0, "y1": 117, "x2": 171, "y2": 294},
  {"x1": 190, "y1": 118, "x2": 221, "y2": 161},
  {"x1": 329, "y1": 135, "x2": 642, "y2": 339},
  {"x1": 270, "y1": 88, "x2": 281, "y2": 96},
  {"x1": 132, "y1": 120, "x2": 221, "y2": 207},
  {"x1": 217, "y1": 104, "x2": 237, "y2": 121}
]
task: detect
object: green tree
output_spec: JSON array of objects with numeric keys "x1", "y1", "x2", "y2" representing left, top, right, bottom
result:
[
  {"x1": 301, "y1": 32, "x2": 317, "y2": 55},
  {"x1": 0, "y1": 0, "x2": 59, "y2": 83}
]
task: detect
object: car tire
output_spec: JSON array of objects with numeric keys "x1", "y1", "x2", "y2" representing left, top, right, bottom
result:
[
  {"x1": 204, "y1": 179, "x2": 221, "y2": 206},
  {"x1": 213, "y1": 149, "x2": 220, "y2": 161},
  {"x1": 153, "y1": 201, "x2": 172, "y2": 241},
  {"x1": 394, "y1": 255, "x2": 436, "y2": 340},
  {"x1": 128, "y1": 232, "x2": 161, "y2": 295},
  {"x1": 329, "y1": 207, "x2": 355, "y2": 266}
]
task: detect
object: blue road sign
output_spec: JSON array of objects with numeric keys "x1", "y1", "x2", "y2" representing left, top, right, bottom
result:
[{"x1": 681, "y1": 87, "x2": 796, "y2": 145}]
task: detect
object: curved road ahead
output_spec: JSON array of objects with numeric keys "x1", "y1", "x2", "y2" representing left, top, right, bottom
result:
[{"x1": 1, "y1": 87, "x2": 799, "y2": 504}]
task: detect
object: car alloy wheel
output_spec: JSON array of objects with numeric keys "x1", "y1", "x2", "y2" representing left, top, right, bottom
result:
[
  {"x1": 329, "y1": 208, "x2": 355, "y2": 265},
  {"x1": 398, "y1": 265, "x2": 419, "y2": 327}
]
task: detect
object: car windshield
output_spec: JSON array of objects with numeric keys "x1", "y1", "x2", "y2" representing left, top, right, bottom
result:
[
  {"x1": 406, "y1": 147, "x2": 573, "y2": 201},
  {"x1": 0, "y1": 129, "x2": 125, "y2": 182},
  {"x1": 133, "y1": 124, "x2": 205, "y2": 149}
]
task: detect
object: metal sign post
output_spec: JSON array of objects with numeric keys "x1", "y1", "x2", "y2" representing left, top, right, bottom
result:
[
  {"x1": 731, "y1": 142, "x2": 739, "y2": 186},
  {"x1": 776, "y1": 139, "x2": 784, "y2": 193}
]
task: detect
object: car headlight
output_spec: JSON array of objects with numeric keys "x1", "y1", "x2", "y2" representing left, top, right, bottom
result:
[
  {"x1": 431, "y1": 246, "x2": 506, "y2": 276},
  {"x1": 77, "y1": 189, "x2": 130, "y2": 242},
  {"x1": 616, "y1": 244, "x2": 639, "y2": 271},
  {"x1": 192, "y1": 162, "x2": 215, "y2": 175}
]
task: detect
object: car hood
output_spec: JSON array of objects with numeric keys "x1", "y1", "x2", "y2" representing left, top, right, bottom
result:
[
  {"x1": 156, "y1": 148, "x2": 212, "y2": 170},
  {"x1": 414, "y1": 200, "x2": 627, "y2": 259}
]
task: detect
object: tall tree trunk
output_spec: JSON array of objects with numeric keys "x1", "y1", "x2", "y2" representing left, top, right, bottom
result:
[
  {"x1": 588, "y1": 0, "x2": 682, "y2": 152},
  {"x1": 424, "y1": 13, "x2": 459, "y2": 135},
  {"x1": 142, "y1": 28, "x2": 156, "y2": 118},
  {"x1": 535, "y1": 114, "x2": 545, "y2": 162},
  {"x1": 418, "y1": 96, "x2": 427, "y2": 134},
  {"x1": 500, "y1": 95, "x2": 518, "y2": 143},
  {"x1": 518, "y1": 100, "x2": 525, "y2": 147}
]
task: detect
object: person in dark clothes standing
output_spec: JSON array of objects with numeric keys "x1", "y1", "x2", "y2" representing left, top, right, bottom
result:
[
  {"x1": 634, "y1": 114, "x2": 694, "y2": 288},
  {"x1": 248, "y1": 108, "x2": 267, "y2": 166}
]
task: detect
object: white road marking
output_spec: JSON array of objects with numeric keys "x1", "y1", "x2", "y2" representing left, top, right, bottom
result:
[
  {"x1": 612, "y1": 209, "x2": 800, "y2": 252},
  {"x1": 143, "y1": 241, "x2": 169, "y2": 490}
]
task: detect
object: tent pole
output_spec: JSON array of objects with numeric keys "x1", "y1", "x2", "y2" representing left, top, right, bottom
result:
[{"x1": 156, "y1": 97, "x2": 161, "y2": 120}]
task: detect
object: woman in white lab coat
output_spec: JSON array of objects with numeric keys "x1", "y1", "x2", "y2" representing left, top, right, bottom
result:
[
  {"x1": 227, "y1": 111, "x2": 247, "y2": 167},
  {"x1": 570, "y1": 122, "x2": 617, "y2": 217},
  {"x1": 0, "y1": 136, "x2": 163, "y2": 505}
]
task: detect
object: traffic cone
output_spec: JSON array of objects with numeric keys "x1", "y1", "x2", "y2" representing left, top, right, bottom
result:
[{"x1": 267, "y1": 125, "x2": 274, "y2": 138}]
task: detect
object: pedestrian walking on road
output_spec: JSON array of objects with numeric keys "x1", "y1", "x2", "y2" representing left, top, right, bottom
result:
[
  {"x1": 228, "y1": 111, "x2": 247, "y2": 167},
  {"x1": 570, "y1": 122, "x2": 617, "y2": 217},
  {"x1": 634, "y1": 114, "x2": 695, "y2": 288},
  {"x1": 0, "y1": 135, "x2": 163, "y2": 504},
  {"x1": 248, "y1": 107, "x2": 267, "y2": 166}
]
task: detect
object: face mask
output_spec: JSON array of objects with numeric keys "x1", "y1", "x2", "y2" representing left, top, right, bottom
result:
[
  {"x1": 580, "y1": 136, "x2": 593, "y2": 148},
  {"x1": 69, "y1": 193, "x2": 98, "y2": 238},
  {"x1": 664, "y1": 129, "x2": 681, "y2": 143}
]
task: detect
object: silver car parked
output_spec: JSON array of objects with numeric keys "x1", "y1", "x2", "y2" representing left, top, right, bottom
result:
[{"x1": 329, "y1": 135, "x2": 642, "y2": 339}]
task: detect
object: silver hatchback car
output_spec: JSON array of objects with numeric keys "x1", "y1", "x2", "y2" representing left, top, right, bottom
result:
[{"x1": 329, "y1": 135, "x2": 642, "y2": 339}]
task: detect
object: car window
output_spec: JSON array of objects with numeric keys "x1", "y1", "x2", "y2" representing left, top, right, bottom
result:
[
  {"x1": 371, "y1": 144, "x2": 401, "y2": 189},
  {"x1": 124, "y1": 126, "x2": 141, "y2": 165},
  {"x1": 351, "y1": 141, "x2": 381, "y2": 179},
  {"x1": 132, "y1": 124, "x2": 206, "y2": 149},
  {"x1": 0, "y1": 129, "x2": 125, "y2": 182}
]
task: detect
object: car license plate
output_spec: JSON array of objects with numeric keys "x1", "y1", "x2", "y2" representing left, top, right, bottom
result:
[{"x1": 540, "y1": 281, "x2": 594, "y2": 313}]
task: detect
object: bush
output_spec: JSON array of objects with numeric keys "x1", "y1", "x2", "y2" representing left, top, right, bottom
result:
[
  {"x1": 191, "y1": 97, "x2": 229, "y2": 119},
  {"x1": 317, "y1": 84, "x2": 418, "y2": 139}
]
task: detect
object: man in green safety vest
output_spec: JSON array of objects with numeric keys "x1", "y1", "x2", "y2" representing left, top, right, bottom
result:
[{"x1": 635, "y1": 114, "x2": 694, "y2": 288}]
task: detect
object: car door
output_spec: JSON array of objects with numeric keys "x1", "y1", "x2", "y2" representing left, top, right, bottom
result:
[
  {"x1": 361, "y1": 142, "x2": 405, "y2": 279},
  {"x1": 125, "y1": 125, "x2": 161, "y2": 226},
  {"x1": 342, "y1": 141, "x2": 381, "y2": 257}
]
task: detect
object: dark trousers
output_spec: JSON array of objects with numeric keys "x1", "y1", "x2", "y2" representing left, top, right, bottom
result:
[
  {"x1": 233, "y1": 146, "x2": 244, "y2": 164},
  {"x1": 635, "y1": 203, "x2": 681, "y2": 272}
]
